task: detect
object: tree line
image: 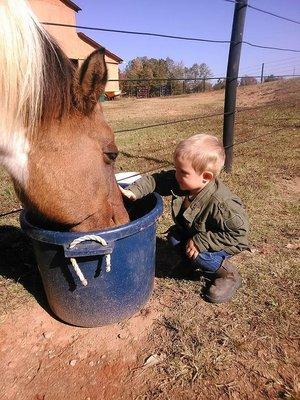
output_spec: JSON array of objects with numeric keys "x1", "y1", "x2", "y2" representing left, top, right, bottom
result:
[
  {"x1": 119, "y1": 57, "x2": 283, "y2": 98},
  {"x1": 120, "y1": 57, "x2": 213, "y2": 96}
]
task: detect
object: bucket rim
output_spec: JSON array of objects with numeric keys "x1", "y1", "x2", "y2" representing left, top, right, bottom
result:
[{"x1": 20, "y1": 193, "x2": 163, "y2": 246}]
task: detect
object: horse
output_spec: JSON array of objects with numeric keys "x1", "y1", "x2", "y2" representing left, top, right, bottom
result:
[{"x1": 0, "y1": 0, "x2": 129, "y2": 231}]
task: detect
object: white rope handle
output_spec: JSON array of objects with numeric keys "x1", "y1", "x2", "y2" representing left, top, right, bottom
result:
[{"x1": 69, "y1": 234, "x2": 112, "y2": 286}]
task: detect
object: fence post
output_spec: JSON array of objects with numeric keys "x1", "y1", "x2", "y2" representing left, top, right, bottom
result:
[
  {"x1": 260, "y1": 63, "x2": 264, "y2": 83},
  {"x1": 223, "y1": 0, "x2": 248, "y2": 172}
]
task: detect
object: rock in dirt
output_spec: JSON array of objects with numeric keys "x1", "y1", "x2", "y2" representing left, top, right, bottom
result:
[
  {"x1": 143, "y1": 353, "x2": 166, "y2": 368},
  {"x1": 42, "y1": 331, "x2": 53, "y2": 339},
  {"x1": 69, "y1": 359, "x2": 77, "y2": 366},
  {"x1": 76, "y1": 349, "x2": 89, "y2": 360}
]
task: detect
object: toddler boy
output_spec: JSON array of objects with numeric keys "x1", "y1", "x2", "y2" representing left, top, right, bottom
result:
[{"x1": 120, "y1": 134, "x2": 249, "y2": 303}]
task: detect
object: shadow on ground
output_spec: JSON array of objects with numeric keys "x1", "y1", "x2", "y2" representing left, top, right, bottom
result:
[
  {"x1": 155, "y1": 237, "x2": 200, "y2": 281},
  {"x1": 0, "y1": 225, "x2": 48, "y2": 310}
]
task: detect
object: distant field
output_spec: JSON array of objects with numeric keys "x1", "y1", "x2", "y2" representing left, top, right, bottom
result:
[{"x1": 0, "y1": 79, "x2": 299, "y2": 399}]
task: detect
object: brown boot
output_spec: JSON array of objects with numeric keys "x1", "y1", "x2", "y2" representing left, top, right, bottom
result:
[{"x1": 205, "y1": 261, "x2": 242, "y2": 303}]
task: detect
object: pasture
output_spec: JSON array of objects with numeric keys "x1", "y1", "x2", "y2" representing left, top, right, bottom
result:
[{"x1": 0, "y1": 79, "x2": 299, "y2": 399}]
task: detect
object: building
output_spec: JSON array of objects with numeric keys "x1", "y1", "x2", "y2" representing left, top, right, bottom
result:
[{"x1": 29, "y1": 0, "x2": 122, "y2": 95}]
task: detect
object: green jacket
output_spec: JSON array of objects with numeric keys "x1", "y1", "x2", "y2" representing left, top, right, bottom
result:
[{"x1": 127, "y1": 170, "x2": 249, "y2": 255}]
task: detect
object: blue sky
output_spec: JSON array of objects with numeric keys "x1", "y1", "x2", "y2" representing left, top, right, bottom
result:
[{"x1": 75, "y1": 0, "x2": 300, "y2": 78}]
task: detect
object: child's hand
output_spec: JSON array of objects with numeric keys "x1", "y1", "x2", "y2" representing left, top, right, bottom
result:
[
  {"x1": 186, "y1": 239, "x2": 199, "y2": 260},
  {"x1": 119, "y1": 185, "x2": 137, "y2": 201}
]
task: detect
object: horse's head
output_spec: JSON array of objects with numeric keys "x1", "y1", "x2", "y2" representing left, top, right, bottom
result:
[
  {"x1": 0, "y1": 0, "x2": 129, "y2": 231},
  {"x1": 26, "y1": 48, "x2": 130, "y2": 231}
]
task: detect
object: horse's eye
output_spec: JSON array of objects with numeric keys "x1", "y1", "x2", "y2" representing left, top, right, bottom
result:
[{"x1": 104, "y1": 151, "x2": 118, "y2": 163}]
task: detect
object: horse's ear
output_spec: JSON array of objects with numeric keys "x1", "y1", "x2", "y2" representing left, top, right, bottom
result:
[{"x1": 74, "y1": 48, "x2": 108, "y2": 114}]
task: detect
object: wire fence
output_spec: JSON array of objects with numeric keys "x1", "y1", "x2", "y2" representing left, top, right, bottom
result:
[
  {"x1": 2, "y1": 121, "x2": 298, "y2": 219},
  {"x1": 23, "y1": 5, "x2": 300, "y2": 139},
  {"x1": 1, "y1": 1, "x2": 299, "y2": 218},
  {"x1": 223, "y1": 0, "x2": 300, "y2": 25},
  {"x1": 108, "y1": 74, "x2": 300, "y2": 82},
  {"x1": 43, "y1": 22, "x2": 300, "y2": 53},
  {"x1": 110, "y1": 75, "x2": 299, "y2": 100},
  {"x1": 115, "y1": 94, "x2": 299, "y2": 134},
  {"x1": 66, "y1": 13, "x2": 300, "y2": 98}
]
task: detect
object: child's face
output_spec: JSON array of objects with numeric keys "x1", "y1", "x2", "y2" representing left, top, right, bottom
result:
[{"x1": 174, "y1": 157, "x2": 207, "y2": 192}]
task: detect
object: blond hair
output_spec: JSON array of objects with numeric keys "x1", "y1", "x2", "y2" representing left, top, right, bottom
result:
[
  {"x1": 174, "y1": 134, "x2": 225, "y2": 176},
  {"x1": 0, "y1": 0, "x2": 49, "y2": 137}
]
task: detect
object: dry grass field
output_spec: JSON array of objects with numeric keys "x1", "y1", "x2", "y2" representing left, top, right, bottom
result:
[{"x1": 0, "y1": 79, "x2": 299, "y2": 400}]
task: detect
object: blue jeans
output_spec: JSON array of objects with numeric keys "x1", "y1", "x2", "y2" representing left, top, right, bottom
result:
[
  {"x1": 167, "y1": 226, "x2": 231, "y2": 273},
  {"x1": 192, "y1": 250, "x2": 231, "y2": 273}
]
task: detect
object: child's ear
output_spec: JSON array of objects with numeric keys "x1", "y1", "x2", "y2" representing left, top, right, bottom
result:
[{"x1": 203, "y1": 171, "x2": 214, "y2": 181}]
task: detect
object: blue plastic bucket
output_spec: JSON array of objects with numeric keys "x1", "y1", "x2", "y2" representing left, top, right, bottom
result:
[{"x1": 20, "y1": 193, "x2": 163, "y2": 327}]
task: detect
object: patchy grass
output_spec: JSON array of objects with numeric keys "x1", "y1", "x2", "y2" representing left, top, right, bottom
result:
[{"x1": 0, "y1": 79, "x2": 299, "y2": 399}]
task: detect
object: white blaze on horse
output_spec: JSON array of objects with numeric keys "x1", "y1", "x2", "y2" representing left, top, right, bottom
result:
[{"x1": 0, "y1": 0, "x2": 129, "y2": 231}]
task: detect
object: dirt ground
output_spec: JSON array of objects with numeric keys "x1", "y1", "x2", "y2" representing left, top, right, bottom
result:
[
  {"x1": 0, "y1": 79, "x2": 299, "y2": 400},
  {"x1": 0, "y1": 298, "x2": 159, "y2": 400}
]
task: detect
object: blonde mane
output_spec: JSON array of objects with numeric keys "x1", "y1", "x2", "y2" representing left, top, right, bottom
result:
[
  {"x1": 0, "y1": 0, "x2": 75, "y2": 143},
  {"x1": 0, "y1": 0, "x2": 48, "y2": 138}
]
